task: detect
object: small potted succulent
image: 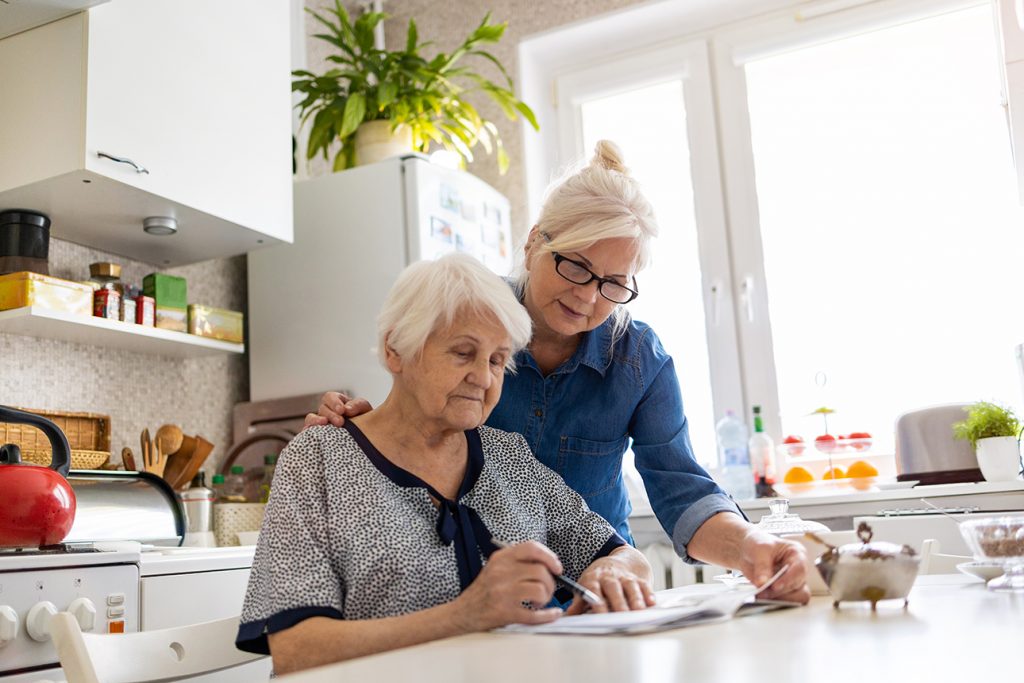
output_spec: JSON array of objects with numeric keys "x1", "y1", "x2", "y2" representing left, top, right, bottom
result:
[
  {"x1": 952, "y1": 401, "x2": 1023, "y2": 481},
  {"x1": 292, "y1": 1, "x2": 538, "y2": 173}
]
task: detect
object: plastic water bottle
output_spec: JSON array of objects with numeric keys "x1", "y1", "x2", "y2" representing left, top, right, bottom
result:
[{"x1": 716, "y1": 410, "x2": 755, "y2": 501}]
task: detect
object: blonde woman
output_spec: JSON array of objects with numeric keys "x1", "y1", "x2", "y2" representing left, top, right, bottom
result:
[{"x1": 310, "y1": 141, "x2": 809, "y2": 604}]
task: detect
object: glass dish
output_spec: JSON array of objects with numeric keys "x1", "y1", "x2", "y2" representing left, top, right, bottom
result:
[{"x1": 959, "y1": 516, "x2": 1024, "y2": 592}]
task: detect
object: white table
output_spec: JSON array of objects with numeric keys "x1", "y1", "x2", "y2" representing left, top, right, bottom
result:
[{"x1": 280, "y1": 575, "x2": 1024, "y2": 682}]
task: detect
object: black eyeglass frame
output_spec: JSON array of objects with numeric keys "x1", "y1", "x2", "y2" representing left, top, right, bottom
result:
[{"x1": 551, "y1": 252, "x2": 639, "y2": 304}]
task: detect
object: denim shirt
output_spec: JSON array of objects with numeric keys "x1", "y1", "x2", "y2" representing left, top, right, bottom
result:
[{"x1": 486, "y1": 316, "x2": 741, "y2": 562}]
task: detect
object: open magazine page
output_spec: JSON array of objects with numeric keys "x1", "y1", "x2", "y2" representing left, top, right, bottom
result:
[{"x1": 499, "y1": 575, "x2": 798, "y2": 636}]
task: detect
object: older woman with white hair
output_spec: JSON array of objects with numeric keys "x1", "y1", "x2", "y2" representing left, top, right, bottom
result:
[
  {"x1": 237, "y1": 253, "x2": 654, "y2": 675},
  {"x1": 311, "y1": 140, "x2": 810, "y2": 605}
]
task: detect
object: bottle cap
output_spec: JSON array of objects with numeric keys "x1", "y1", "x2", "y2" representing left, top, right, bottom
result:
[
  {"x1": 212, "y1": 473, "x2": 225, "y2": 484},
  {"x1": 753, "y1": 405, "x2": 762, "y2": 414},
  {"x1": 230, "y1": 465, "x2": 244, "y2": 474}
]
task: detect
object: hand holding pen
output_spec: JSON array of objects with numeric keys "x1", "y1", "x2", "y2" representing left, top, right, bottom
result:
[{"x1": 491, "y1": 539, "x2": 606, "y2": 609}]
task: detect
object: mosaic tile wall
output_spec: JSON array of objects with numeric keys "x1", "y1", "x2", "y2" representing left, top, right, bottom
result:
[{"x1": 0, "y1": 238, "x2": 248, "y2": 476}]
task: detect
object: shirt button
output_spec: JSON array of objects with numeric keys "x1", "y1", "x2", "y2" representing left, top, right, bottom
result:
[{"x1": 534, "y1": 409, "x2": 543, "y2": 417}]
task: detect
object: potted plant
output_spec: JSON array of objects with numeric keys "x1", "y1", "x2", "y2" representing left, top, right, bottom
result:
[
  {"x1": 952, "y1": 401, "x2": 1023, "y2": 481},
  {"x1": 292, "y1": 1, "x2": 538, "y2": 173}
]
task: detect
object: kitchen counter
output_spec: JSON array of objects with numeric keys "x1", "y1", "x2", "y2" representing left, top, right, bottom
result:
[
  {"x1": 629, "y1": 480, "x2": 1024, "y2": 545},
  {"x1": 278, "y1": 575, "x2": 1023, "y2": 682}
]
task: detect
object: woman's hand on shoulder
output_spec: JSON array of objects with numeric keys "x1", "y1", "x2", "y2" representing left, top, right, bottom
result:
[
  {"x1": 565, "y1": 548, "x2": 656, "y2": 616},
  {"x1": 303, "y1": 391, "x2": 373, "y2": 429},
  {"x1": 454, "y1": 541, "x2": 563, "y2": 632}
]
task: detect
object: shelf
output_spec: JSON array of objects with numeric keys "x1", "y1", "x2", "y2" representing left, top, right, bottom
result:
[{"x1": 0, "y1": 306, "x2": 244, "y2": 358}]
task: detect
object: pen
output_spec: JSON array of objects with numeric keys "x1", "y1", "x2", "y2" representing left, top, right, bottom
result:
[{"x1": 491, "y1": 538, "x2": 606, "y2": 608}]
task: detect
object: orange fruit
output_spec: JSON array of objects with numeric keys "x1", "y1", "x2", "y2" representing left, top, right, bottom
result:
[
  {"x1": 783, "y1": 466, "x2": 814, "y2": 484},
  {"x1": 846, "y1": 460, "x2": 878, "y2": 478},
  {"x1": 822, "y1": 466, "x2": 845, "y2": 479}
]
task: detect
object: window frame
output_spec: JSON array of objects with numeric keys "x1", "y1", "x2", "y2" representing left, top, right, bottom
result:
[{"x1": 523, "y1": 0, "x2": 997, "y2": 454}]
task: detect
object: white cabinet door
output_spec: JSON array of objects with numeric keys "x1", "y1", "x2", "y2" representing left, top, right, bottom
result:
[
  {"x1": 84, "y1": 0, "x2": 292, "y2": 243},
  {"x1": 0, "y1": 0, "x2": 293, "y2": 266}
]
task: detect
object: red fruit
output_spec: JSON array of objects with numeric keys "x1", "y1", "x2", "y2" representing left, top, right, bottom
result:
[
  {"x1": 847, "y1": 431, "x2": 872, "y2": 451},
  {"x1": 783, "y1": 435, "x2": 805, "y2": 457},
  {"x1": 814, "y1": 434, "x2": 838, "y2": 453}
]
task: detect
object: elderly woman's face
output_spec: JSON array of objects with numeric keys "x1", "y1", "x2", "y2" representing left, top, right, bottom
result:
[
  {"x1": 525, "y1": 236, "x2": 638, "y2": 338},
  {"x1": 394, "y1": 309, "x2": 511, "y2": 431}
]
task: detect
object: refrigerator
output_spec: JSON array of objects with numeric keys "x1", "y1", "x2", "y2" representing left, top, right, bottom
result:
[{"x1": 248, "y1": 155, "x2": 514, "y2": 405}]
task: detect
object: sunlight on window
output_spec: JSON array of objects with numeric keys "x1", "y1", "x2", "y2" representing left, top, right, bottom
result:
[
  {"x1": 745, "y1": 6, "x2": 1024, "y2": 451},
  {"x1": 580, "y1": 80, "x2": 717, "y2": 468}
]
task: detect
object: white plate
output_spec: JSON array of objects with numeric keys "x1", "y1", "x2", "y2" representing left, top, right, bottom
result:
[
  {"x1": 875, "y1": 480, "x2": 920, "y2": 490},
  {"x1": 956, "y1": 561, "x2": 1005, "y2": 582}
]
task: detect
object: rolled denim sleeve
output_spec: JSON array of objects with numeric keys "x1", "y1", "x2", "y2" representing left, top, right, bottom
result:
[{"x1": 629, "y1": 345, "x2": 743, "y2": 563}]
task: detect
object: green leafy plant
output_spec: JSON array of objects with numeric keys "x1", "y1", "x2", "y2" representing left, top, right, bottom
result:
[
  {"x1": 292, "y1": 1, "x2": 539, "y2": 173},
  {"x1": 952, "y1": 401, "x2": 1021, "y2": 449}
]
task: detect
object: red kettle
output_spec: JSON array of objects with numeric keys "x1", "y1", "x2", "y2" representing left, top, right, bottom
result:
[{"x1": 0, "y1": 406, "x2": 76, "y2": 548}]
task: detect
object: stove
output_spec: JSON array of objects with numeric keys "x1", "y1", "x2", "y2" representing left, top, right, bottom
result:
[{"x1": 0, "y1": 544, "x2": 141, "y2": 682}]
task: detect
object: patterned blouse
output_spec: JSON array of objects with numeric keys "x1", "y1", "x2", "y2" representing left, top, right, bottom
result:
[{"x1": 236, "y1": 422, "x2": 625, "y2": 654}]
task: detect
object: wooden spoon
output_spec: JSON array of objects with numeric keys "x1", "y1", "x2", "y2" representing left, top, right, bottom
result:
[
  {"x1": 155, "y1": 424, "x2": 185, "y2": 457},
  {"x1": 121, "y1": 447, "x2": 137, "y2": 472}
]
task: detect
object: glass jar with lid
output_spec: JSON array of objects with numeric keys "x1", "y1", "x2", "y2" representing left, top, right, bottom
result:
[{"x1": 754, "y1": 498, "x2": 830, "y2": 536}]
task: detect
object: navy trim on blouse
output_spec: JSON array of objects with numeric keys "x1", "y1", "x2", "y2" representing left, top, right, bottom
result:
[
  {"x1": 343, "y1": 421, "x2": 498, "y2": 589},
  {"x1": 236, "y1": 606, "x2": 344, "y2": 654}
]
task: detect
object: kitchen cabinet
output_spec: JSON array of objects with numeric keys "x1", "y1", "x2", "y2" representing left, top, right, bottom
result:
[
  {"x1": 0, "y1": 0, "x2": 293, "y2": 267},
  {"x1": 0, "y1": 306, "x2": 244, "y2": 357}
]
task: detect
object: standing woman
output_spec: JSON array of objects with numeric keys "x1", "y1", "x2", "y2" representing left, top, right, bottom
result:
[{"x1": 312, "y1": 141, "x2": 808, "y2": 603}]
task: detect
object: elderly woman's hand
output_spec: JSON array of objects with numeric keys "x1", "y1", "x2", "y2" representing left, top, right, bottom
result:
[
  {"x1": 737, "y1": 530, "x2": 811, "y2": 604},
  {"x1": 565, "y1": 547, "x2": 656, "y2": 616},
  {"x1": 302, "y1": 391, "x2": 373, "y2": 429},
  {"x1": 453, "y1": 541, "x2": 564, "y2": 632}
]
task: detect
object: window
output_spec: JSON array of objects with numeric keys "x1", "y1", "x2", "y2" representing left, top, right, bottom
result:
[{"x1": 525, "y1": 0, "x2": 1023, "y2": 481}]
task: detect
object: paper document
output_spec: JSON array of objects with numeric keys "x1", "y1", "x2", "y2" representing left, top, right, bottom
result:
[{"x1": 501, "y1": 567, "x2": 797, "y2": 636}]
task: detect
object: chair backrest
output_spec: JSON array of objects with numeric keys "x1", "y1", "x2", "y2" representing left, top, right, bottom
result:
[{"x1": 49, "y1": 612, "x2": 266, "y2": 683}]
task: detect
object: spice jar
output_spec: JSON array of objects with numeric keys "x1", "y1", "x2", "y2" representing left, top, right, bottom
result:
[{"x1": 90, "y1": 262, "x2": 123, "y2": 320}]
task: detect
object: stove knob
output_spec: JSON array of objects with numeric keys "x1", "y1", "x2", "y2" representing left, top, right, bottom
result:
[
  {"x1": 26, "y1": 601, "x2": 58, "y2": 642},
  {"x1": 0, "y1": 605, "x2": 18, "y2": 646},
  {"x1": 67, "y1": 598, "x2": 97, "y2": 632}
]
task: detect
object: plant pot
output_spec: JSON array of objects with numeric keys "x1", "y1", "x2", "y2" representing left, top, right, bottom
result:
[
  {"x1": 975, "y1": 436, "x2": 1022, "y2": 482},
  {"x1": 354, "y1": 121, "x2": 413, "y2": 166}
]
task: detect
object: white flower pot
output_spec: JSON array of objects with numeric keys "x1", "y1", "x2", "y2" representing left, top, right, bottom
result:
[
  {"x1": 975, "y1": 436, "x2": 1023, "y2": 482},
  {"x1": 354, "y1": 120, "x2": 413, "y2": 166}
]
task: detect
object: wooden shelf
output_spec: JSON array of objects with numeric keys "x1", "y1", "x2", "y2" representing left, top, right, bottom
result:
[{"x1": 0, "y1": 306, "x2": 244, "y2": 358}]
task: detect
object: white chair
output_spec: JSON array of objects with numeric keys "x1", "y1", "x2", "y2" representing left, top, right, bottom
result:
[
  {"x1": 49, "y1": 612, "x2": 266, "y2": 683},
  {"x1": 919, "y1": 538, "x2": 971, "y2": 575}
]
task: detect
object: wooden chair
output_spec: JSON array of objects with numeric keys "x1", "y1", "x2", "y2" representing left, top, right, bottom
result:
[{"x1": 49, "y1": 612, "x2": 266, "y2": 683}]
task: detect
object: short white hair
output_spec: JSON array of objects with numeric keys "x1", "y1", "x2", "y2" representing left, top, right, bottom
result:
[{"x1": 377, "y1": 253, "x2": 532, "y2": 371}]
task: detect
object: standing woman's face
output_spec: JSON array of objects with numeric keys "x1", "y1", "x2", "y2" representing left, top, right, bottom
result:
[{"x1": 523, "y1": 232, "x2": 639, "y2": 339}]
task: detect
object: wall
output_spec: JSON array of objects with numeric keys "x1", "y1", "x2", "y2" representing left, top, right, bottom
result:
[
  {"x1": 302, "y1": 0, "x2": 648, "y2": 241},
  {"x1": 0, "y1": 240, "x2": 247, "y2": 475}
]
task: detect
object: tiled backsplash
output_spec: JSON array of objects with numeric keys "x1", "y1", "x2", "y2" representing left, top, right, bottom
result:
[{"x1": 0, "y1": 237, "x2": 248, "y2": 476}]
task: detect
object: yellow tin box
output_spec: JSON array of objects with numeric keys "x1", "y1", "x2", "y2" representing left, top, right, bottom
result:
[
  {"x1": 0, "y1": 271, "x2": 92, "y2": 316},
  {"x1": 155, "y1": 305, "x2": 187, "y2": 333},
  {"x1": 188, "y1": 304, "x2": 244, "y2": 343}
]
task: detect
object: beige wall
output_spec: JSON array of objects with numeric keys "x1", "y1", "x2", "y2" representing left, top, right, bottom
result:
[
  {"x1": 303, "y1": 0, "x2": 648, "y2": 241},
  {"x1": 0, "y1": 241, "x2": 246, "y2": 476}
]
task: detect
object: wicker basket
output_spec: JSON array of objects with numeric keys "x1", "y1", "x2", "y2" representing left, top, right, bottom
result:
[
  {"x1": 22, "y1": 448, "x2": 109, "y2": 469},
  {"x1": 0, "y1": 407, "x2": 111, "y2": 469},
  {"x1": 213, "y1": 503, "x2": 266, "y2": 547}
]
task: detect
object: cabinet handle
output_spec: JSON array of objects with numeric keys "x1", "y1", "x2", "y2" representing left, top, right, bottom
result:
[{"x1": 96, "y1": 151, "x2": 149, "y2": 174}]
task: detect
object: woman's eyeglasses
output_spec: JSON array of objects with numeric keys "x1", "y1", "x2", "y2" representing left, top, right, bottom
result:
[{"x1": 552, "y1": 252, "x2": 638, "y2": 304}]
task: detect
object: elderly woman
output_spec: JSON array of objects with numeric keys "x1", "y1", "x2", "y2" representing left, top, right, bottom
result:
[
  {"x1": 310, "y1": 140, "x2": 809, "y2": 603},
  {"x1": 236, "y1": 253, "x2": 654, "y2": 674}
]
